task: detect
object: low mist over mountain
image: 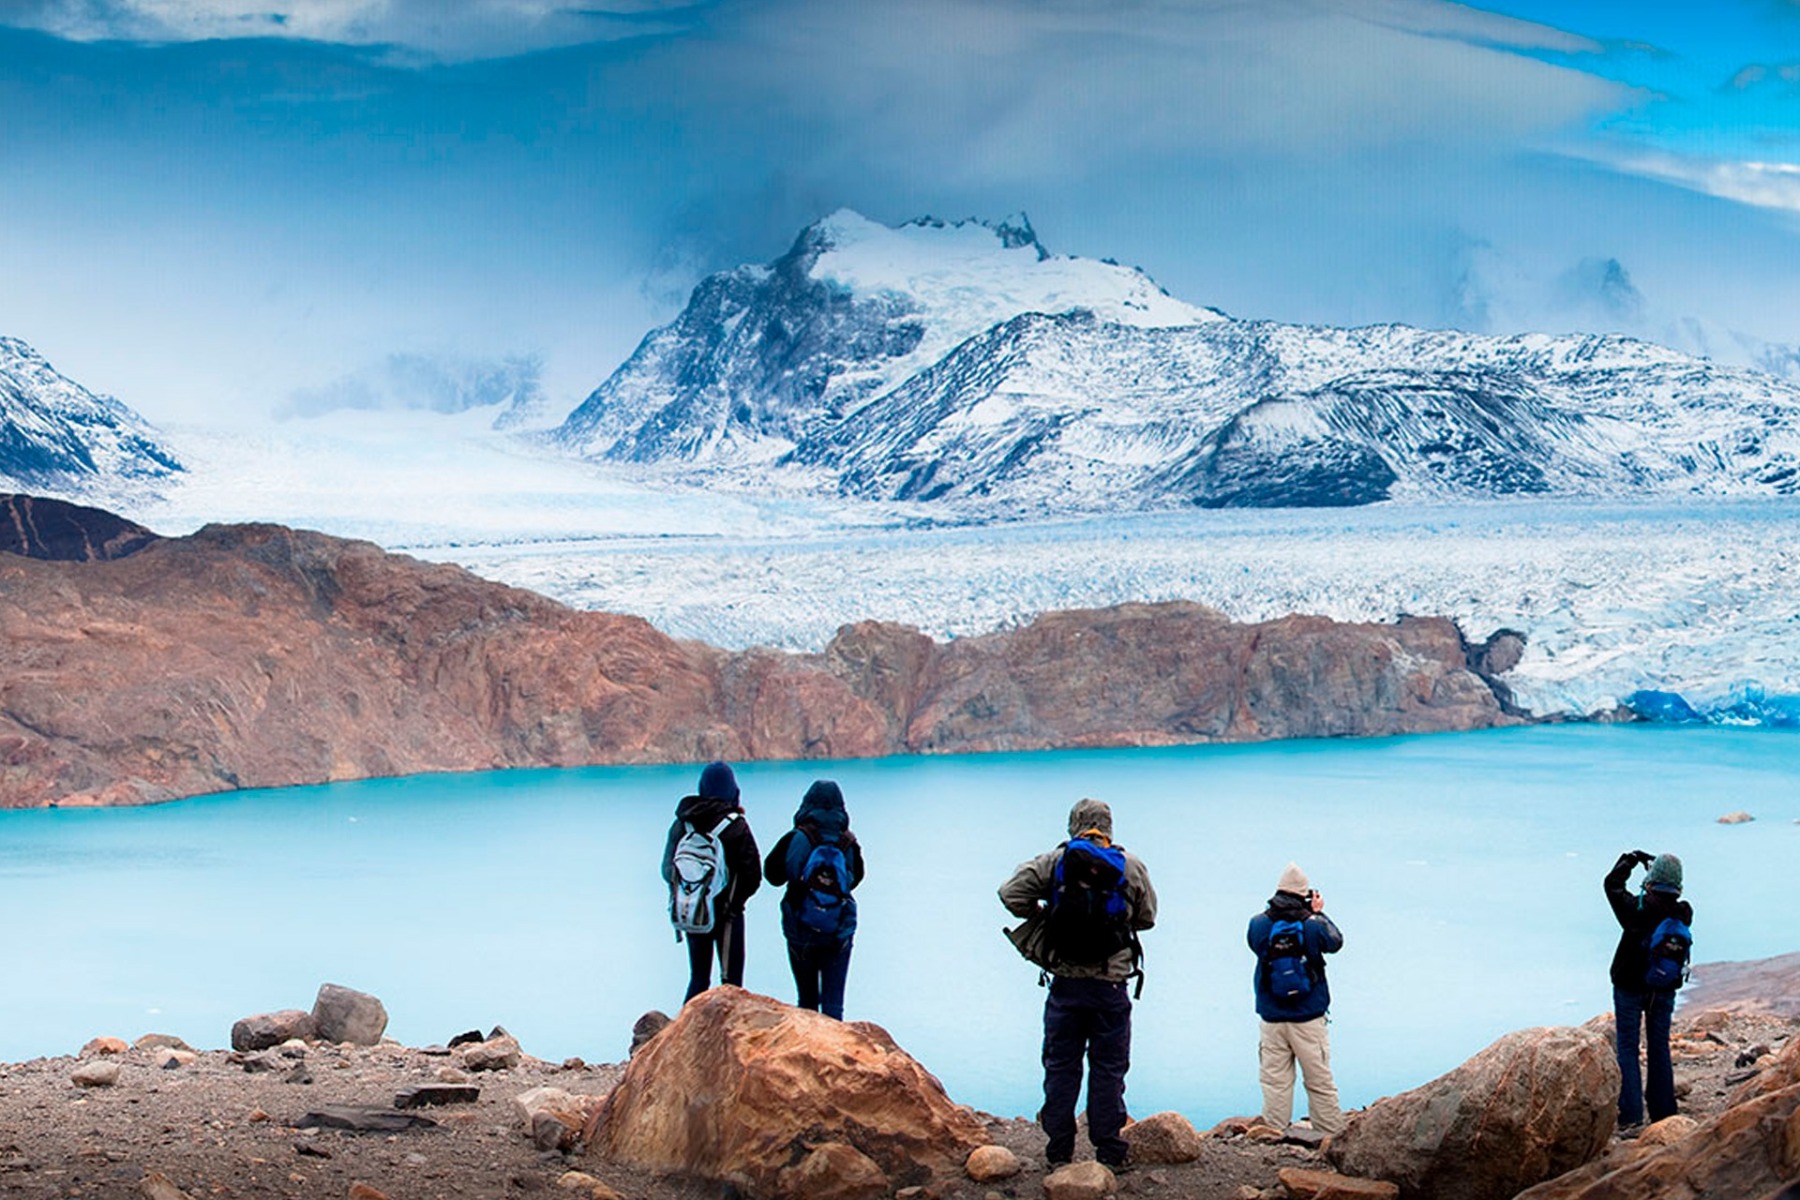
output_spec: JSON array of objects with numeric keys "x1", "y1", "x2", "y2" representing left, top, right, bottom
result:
[
  {"x1": 555, "y1": 212, "x2": 1800, "y2": 515},
  {"x1": 0, "y1": 336, "x2": 182, "y2": 501}
]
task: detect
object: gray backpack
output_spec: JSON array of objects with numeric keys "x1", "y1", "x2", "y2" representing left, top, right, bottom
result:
[{"x1": 668, "y1": 813, "x2": 735, "y2": 936}]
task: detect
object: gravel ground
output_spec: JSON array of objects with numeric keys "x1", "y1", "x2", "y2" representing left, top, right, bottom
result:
[{"x1": 0, "y1": 1005, "x2": 1791, "y2": 1200}]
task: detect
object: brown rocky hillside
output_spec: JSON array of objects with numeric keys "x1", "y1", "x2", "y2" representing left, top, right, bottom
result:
[{"x1": 1, "y1": 503, "x2": 1524, "y2": 807}]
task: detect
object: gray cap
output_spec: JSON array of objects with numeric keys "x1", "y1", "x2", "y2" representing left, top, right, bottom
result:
[{"x1": 1068, "y1": 798, "x2": 1113, "y2": 840}]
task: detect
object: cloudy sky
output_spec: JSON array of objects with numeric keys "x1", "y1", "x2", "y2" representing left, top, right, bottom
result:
[{"x1": 1, "y1": 0, "x2": 1797, "y2": 423}]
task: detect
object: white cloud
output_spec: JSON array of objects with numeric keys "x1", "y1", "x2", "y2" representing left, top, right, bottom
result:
[
  {"x1": 1604, "y1": 150, "x2": 1800, "y2": 217},
  {"x1": 4, "y1": 0, "x2": 699, "y2": 59}
]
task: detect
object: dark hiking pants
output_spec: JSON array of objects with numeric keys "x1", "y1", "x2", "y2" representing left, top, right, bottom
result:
[
  {"x1": 1040, "y1": 975, "x2": 1132, "y2": 1166},
  {"x1": 1614, "y1": 984, "x2": 1676, "y2": 1124},
  {"x1": 684, "y1": 910, "x2": 746, "y2": 1003},
  {"x1": 787, "y1": 936, "x2": 854, "y2": 1020}
]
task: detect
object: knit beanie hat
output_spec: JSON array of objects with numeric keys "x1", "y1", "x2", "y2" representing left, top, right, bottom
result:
[
  {"x1": 1277, "y1": 862, "x2": 1311, "y2": 895},
  {"x1": 1645, "y1": 852, "x2": 1683, "y2": 894},
  {"x1": 697, "y1": 761, "x2": 739, "y2": 804}
]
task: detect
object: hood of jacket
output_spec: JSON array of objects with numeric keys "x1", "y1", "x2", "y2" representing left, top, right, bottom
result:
[
  {"x1": 794, "y1": 780, "x2": 848, "y2": 839},
  {"x1": 676, "y1": 793, "x2": 739, "y2": 831},
  {"x1": 1067, "y1": 798, "x2": 1113, "y2": 841},
  {"x1": 1266, "y1": 890, "x2": 1313, "y2": 920}
]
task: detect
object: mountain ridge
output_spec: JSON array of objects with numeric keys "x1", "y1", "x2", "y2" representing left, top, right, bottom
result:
[
  {"x1": 0, "y1": 335, "x2": 183, "y2": 502},
  {"x1": 553, "y1": 212, "x2": 1800, "y2": 516}
]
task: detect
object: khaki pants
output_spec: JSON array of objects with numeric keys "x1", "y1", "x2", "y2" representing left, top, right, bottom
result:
[{"x1": 1259, "y1": 1016, "x2": 1344, "y2": 1134}]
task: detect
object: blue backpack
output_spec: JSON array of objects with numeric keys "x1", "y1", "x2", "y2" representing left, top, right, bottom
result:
[
  {"x1": 1047, "y1": 836, "x2": 1135, "y2": 969},
  {"x1": 1264, "y1": 918, "x2": 1315, "y2": 1001},
  {"x1": 1643, "y1": 917, "x2": 1692, "y2": 990},
  {"x1": 793, "y1": 834, "x2": 856, "y2": 943}
]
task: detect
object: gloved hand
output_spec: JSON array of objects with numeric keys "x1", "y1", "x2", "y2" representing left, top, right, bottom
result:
[{"x1": 1632, "y1": 849, "x2": 1655, "y2": 867}]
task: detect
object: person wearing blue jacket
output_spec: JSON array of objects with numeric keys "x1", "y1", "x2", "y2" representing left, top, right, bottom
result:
[
  {"x1": 763, "y1": 780, "x2": 865, "y2": 1020},
  {"x1": 1246, "y1": 862, "x2": 1345, "y2": 1135}
]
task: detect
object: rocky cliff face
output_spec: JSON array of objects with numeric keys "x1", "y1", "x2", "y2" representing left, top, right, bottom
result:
[
  {"x1": 0, "y1": 514, "x2": 1523, "y2": 807},
  {"x1": 1, "y1": 493, "x2": 161, "y2": 561},
  {"x1": 0, "y1": 336, "x2": 183, "y2": 499}
]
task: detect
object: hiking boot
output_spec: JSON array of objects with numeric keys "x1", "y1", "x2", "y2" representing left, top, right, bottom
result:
[{"x1": 1097, "y1": 1155, "x2": 1134, "y2": 1175}]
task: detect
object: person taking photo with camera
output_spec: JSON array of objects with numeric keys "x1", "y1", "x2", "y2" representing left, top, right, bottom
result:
[{"x1": 1247, "y1": 862, "x2": 1345, "y2": 1136}]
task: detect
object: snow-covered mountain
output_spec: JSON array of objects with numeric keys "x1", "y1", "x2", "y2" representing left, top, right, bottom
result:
[
  {"x1": 554, "y1": 209, "x2": 1220, "y2": 465},
  {"x1": 555, "y1": 212, "x2": 1800, "y2": 514},
  {"x1": 0, "y1": 336, "x2": 183, "y2": 499}
]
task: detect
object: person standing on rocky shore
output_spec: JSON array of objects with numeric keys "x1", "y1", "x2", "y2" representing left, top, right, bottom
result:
[
  {"x1": 763, "y1": 779, "x2": 865, "y2": 1020},
  {"x1": 1246, "y1": 862, "x2": 1345, "y2": 1136},
  {"x1": 1000, "y1": 798, "x2": 1157, "y2": 1171},
  {"x1": 662, "y1": 761, "x2": 762, "y2": 1004},
  {"x1": 1605, "y1": 849, "x2": 1693, "y2": 1129}
]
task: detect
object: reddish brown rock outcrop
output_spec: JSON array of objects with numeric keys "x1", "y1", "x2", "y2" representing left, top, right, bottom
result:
[
  {"x1": 1513, "y1": 1080, "x2": 1800, "y2": 1200},
  {"x1": 1327, "y1": 1026, "x2": 1618, "y2": 1200},
  {"x1": 583, "y1": 987, "x2": 986, "y2": 1199},
  {"x1": 0, "y1": 516, "x2": 1524, "y2": 806}
]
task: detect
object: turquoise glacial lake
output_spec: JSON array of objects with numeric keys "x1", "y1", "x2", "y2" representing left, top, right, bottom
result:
[{"x1": 0, "y1": 725, "x2": 1793, "y2": 1125}]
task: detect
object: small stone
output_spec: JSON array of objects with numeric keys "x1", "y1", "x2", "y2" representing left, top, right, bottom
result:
[
  {"x1": 80, "y1": 1036, "x2": 129, "y2": 1058},
  {"x1": 347, "y1": 1185, "x2": 390, "y2": 1200},
  {"x1": 436, "y1": 1066, "x2": 471, "y2": 1084},
  {"x1": 134, "y1": 1033, "x2": 195, "y2": 1053},
  {"x1": 311, "y1": 983, "x2": 389, "y2": 1046},
  {"x1": 239, "y1": 1052, "x2": 281, "y2": 1074},
  {"x1": 72, "y1": 1060, "x2": 121, "y2": 1088},
  {"x1": 1717, "y1": 810, "x2": 1754, "y2": 824},
  {"x1": 897, "y1": 1190, "x2": 927, "y2": 1200},
  {"x1": 157, "y1": 1049, "x2": 199, "y2": 1070},
  {"x1": 294, "y1": 1141, "x2": 333, "y2": 1159},
  {"x1": 775, "y1": 1141, "x2": 888, "y2": 1200},
  {"x1": 1638, "y1": 1114, "x2": 1699, "y2": 1147},
  {"x1": 1043, "y1": 1160, "x2": 1115, "y2": 1200},
  {"x1": 1737, "y1": 1044, "x2": 1772, "y2": 1068},
  {"x1": 395, "y1": 1084, "x2": 481, "y2": 1109},
  {"x1": 1234, "y1": 1188, "x2": 1262, "y2": 1200},
  {"x1": 561, "y1": 1057, "x2": 586, "y2": 1071},
  {"x1": 1277, "y1": 1166, "x2": 1400, "y2": 1199},
  {"x1": 554, "y1": 1173, "x2": 624, "y2": 1200},
  {"x1": 448, "y1": 1029, "x2": 485, "y2": 1048},
  {"x1": 532, "y1": 1111, "x2": 579, "y2": 1152},
  {"x1": 232, "y1": 1010, "x2": 318, "y2": 1052},
  {"x1": 297, "y1": 1106, "x2": 438, "y2": 1133},
  {"x1": 966, "y1": 1143, "x2": 1024, "y2": 1181},
  {"x1": 629, "y1": 1011, "x2": 672, "y2": 1057},
  {"x1": 1123, "y1": 1110, "x2": 1204, "y2": 1163},
  {"x1": 248, "y1": 1109, "x2": 272, "y2": 1123},
  {"x1": 459, "y1": 1033, "x2": 522, "y2": 1072},
  {"x1": 138, "y1": 1171, "x2": 197, "y2": 1200}
]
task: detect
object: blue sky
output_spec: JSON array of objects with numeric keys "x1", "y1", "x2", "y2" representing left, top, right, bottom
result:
[{"x1": 0, "y1": 0, "x2": 1796, "y2": 422}]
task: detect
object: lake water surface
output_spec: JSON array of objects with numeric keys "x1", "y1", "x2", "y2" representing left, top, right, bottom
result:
[{"x1": 0, "y1": 725, "x2": 1793, "y2": 1125}]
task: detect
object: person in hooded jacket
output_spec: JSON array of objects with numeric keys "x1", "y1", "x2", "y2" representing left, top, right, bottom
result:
[
  {"x1": 1605, "y1": 849, "x2": 1693, "y2": 1128},
  {"x1": 662, "y1": 761, "x2": 761, "y2": 1004},
  {"x1": 1246, "y1": 862, "x2": 1345, "y2": 1135},
  {"x1": 999, "y1": 798, "x2": 1157, "y2": 1171},
  {"x1": 762, "y1": 779, "x2": 866, "y2": 1020}
]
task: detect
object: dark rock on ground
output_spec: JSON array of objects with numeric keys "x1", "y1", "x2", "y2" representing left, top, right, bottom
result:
[{"x1": 311, "y1": 983, "x2": 388, "y2": 1046}]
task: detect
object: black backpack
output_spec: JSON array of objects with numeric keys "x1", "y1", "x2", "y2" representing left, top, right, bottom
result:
[{"x1": 1045, "y1": 836, "x2": 1142, "y2": 992}]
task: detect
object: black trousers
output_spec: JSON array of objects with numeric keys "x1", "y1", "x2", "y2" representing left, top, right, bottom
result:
[
  {"x1": 1040, "y1": 975, "x2": 1132, "y2": 1165},
  {"x1": 683, "y1": 910, "x2": 746, "y2": 1003}
]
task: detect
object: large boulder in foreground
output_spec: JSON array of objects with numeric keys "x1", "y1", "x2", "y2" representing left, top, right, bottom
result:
[
  {"x1": 1513, "y1": 1079, "x2": 1800, "y2": 1199},
  {"x1": 585, "y1": 987, "x2": 986, "y2": 1199},
  {"x1": 1327, "y1": 1026, "x2": 1617, "y2": 1200}
]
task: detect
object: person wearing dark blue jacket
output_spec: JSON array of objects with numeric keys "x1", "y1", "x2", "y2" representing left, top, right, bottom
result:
[
  {"x1": 1605, "y1": 849, "x2": 1692, "y2": 1128},
  {"x1": 1246, "y1": 862, "x2": 1344, "y2": 1134},
  {"x1": 763, "y1": 780, "x2": 865, "y2": 1020}
]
